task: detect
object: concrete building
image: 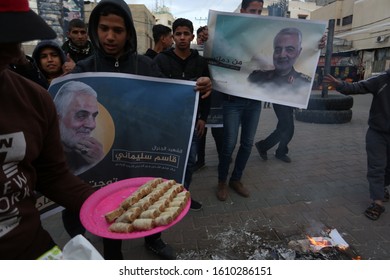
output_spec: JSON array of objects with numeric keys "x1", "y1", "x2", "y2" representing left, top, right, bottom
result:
[
  {"x1": 234, "y1": 0, "x2": 321, "y2": 19},
  {"x1": 153, "y1": 5, "x2": 175, "y2": 29},
  {"x1": 311, "y1": 0, "x2": 390, "y2": 77},
  {"x1": 130, "y1": 4, "x2": 156, "y2": 54}
]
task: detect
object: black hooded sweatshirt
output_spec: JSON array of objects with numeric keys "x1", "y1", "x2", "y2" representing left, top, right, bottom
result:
[
  {"x1": 154, "y1": 48, "x2": 211, "y2": 122},
  {"x1": 73, "y1": 0, "x2": 162, "y2": 77}
]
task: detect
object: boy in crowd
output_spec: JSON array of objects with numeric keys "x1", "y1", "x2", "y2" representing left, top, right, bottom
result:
[
  {"x1": 324, "y1": 72, "x2": 390, "y2": 221},
  {"x1": 32, "y1": 40, "x2": 66, "y2": 88},
  {"x1": 145, "y1": 24, "x2": 173, "y2": 59},
  {"x1": 62, "y1": 18, "x2": 94, "y2": 63},
  {"x1": 154, "y1": 18, "x2": 211, "y2": 211}
]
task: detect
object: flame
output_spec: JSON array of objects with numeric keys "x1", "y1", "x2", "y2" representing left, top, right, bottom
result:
[
  {"x1": 306, "y1": 234, "x2": 362, "y2": 259},
  {"x1": 306, "y1": 235, "x2": 332, "y2": 247}
]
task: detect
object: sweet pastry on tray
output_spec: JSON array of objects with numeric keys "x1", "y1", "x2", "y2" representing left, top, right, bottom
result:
[
  {"x1": 106, "y1": 178, "x2": 190, "y2": 233},
  {"x1": 108, "y1": 222, "x2": 134, "y2": 233},
  {"x1": 116, "y1": 207, "x2": 142, "y2": 223}
]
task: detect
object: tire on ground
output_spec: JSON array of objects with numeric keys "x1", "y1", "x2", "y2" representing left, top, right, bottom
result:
[
  {"x1": 307, "y1": 94, "x2": 353, "y2": 111},
  {"x1": 295, "y1": 109, "x2": 352, "y2": 124}
]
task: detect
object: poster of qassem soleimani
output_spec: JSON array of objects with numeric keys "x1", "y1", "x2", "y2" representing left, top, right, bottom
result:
[
  {"x1": 204, "y1": 10, "x2": 327, "y2": 109},
  {"x1": 36, "y1": 72, "x2": 198, "y2": 218}
]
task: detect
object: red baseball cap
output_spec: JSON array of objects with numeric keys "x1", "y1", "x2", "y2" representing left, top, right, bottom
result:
[{"x1": 0, "y1": 0, "x2": 56, "y2": 43}]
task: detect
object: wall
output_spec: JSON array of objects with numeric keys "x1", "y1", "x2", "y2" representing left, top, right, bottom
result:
[{"x1": 131, "y1": 5, "x2": 156, "y2": 54}]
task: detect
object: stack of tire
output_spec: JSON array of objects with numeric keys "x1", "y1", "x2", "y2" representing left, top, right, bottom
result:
[{"x1": 295, "y1": 92, "x2": 353, "y2": 124}]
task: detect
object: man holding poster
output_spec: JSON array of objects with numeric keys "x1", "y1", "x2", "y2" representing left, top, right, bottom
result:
[
  {"x1": 214, "y1": 0, "x2": 264, "y2": 202},
  {"x1": 204, "y1": 2, "x2": 326, "y2": 200}
]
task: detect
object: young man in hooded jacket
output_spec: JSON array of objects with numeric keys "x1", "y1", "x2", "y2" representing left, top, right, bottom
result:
[
  {"x1": 154, "y1": 18, "x2": 211, "y2": 211},
  {"x1": 32, "y1": 40, "x2": 66, "y2": 88},
  {"x1": 72, "y1": 0, "x2": 212, "y2": 260}
]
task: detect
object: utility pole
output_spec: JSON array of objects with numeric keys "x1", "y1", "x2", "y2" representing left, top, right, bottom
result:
[
  {"x1": 195, "y1": 17, "x2": 208, "y2": 26},
  {"x1": 322, "y1": 19, "x2": 335, "y2": 98}
]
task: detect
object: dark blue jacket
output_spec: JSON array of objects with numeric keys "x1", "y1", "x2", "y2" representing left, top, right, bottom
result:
[{"x1": 336, "y1": 69, "x2": 390, "y2": 133}]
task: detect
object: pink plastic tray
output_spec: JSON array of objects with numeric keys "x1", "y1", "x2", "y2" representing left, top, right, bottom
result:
[{"x1": 80, "y1": 177, "x2": 190, "y2": 239}]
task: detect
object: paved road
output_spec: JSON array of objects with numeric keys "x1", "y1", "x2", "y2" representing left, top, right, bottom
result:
[{"x1": 43, "y1": 91, "x2": 390, "y2": 260}]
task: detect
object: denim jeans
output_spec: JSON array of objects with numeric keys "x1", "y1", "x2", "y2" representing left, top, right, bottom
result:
[
  {"x1": 184, "y1": 129, "x2": 199, "y2": 190},
  {"x1": 218, "y1": 96, "x2": 261, "y2": 182},
  {"x1": 197, "y1": 127, "x2": 224, "y2": 163}
]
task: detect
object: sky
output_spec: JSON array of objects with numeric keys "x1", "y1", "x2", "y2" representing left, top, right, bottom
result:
[{"x1": 126, "y1": 0, "x2": 242, "y2": 30}]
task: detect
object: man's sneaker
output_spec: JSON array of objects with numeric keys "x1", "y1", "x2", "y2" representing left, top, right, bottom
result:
[
  {"x1": 217, "y1": 181, "x2": 228, "y2": 201},
  {"x1": 145, "y1": 238, "x2": 176, "y2": 260},
  {"x1": 229, "y1": 180, "x2": 250, "y2": 197},
  {"x1": 190, "y1": 199, "x2": 203, "y2": 211},
  {"x1": 255, "y1": 141, "x2": 267, "y2": 160},
  {"x1": 275, "y1": 154, "x2": 291, "y2": 163}
]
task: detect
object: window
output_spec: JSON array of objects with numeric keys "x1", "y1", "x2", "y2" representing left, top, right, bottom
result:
[{"x1": 342, "y1": 15, "x2": 353, "y2": 26}]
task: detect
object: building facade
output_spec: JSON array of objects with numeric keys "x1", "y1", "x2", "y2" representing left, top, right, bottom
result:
[{"x1": 311, "y1": 0, "x2": 390, "y2": 77}]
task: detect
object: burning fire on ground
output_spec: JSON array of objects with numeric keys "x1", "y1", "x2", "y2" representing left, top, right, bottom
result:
[
  {"x1": 177, "y1": 225, "x2": 361, "y2": 260},
  {"x1": 303, "y1": 229, "x2": 361, "y2": 260}
]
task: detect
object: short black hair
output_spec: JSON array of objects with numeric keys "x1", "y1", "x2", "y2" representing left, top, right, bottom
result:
[
  {"x1": 241, "y1": 0, "x2": 264, "y2": 10},
  {"x1": 197, "y1": 26, "x2": 205, "y2": 36},
  {"x1": 152, "y1": 24, "x2": 172, "y2": 44},
  {"x1": 99, "y1": 4, "x2": 130, "y2": 30},
  {"x1": 172, "y1": 18, "x2": 193, "y2": 34},
  {"x1": 68, "y1": 18, "x2": 86, "y2": 31}
]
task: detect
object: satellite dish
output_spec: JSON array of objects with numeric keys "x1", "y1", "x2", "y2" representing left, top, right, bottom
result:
[{"x1": 377, "y1": 36, "x2": 387, "y2": 43}]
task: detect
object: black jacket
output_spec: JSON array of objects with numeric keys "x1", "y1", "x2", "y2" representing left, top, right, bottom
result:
[
  {"x1": 144, "y1": 48, "x2": 158, "y2": 59},
  {"x1": 154, "y1": 48, "x2": 211, "y2": 122},
  {"x1": 73, "y1": 0, "x2": 161, "y2": 77},
  {"x1": 336, "y1": 69, "x2": 390, "y2": 133}
]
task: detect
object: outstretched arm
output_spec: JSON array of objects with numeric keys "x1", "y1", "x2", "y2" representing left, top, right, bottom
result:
[{"x1": 322, "y1": 74, "x2": 343, "y2": 89}]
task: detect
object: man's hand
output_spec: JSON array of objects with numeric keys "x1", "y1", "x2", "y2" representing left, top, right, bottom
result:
[
  {"x1": 318, "y1": 34, "x2": 327, "y2": 49},
  {"x1": 75, "y1": 136, "x2": 104, "y2": 164},
  {"x1": 62, "y1": 54, "x2": 76, "y2": 74},
  {"x1": 322, "y1": 74, "x2": 342, "y2": 88},
  {"x1": 195, "y1": 76, "x2": 212, "y2": 99},
  {"x1": 195, "y1": 119, "x2": 206, "y2": 138}
]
